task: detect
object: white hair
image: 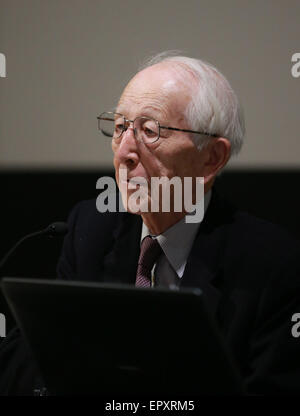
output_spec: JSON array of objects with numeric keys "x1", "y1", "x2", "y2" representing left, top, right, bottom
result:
[{"x1": 140, "y1": 51, "x2": 245, "y2": 157}]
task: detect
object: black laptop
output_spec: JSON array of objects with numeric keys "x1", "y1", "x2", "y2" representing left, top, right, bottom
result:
[{"x1": 2, "y1": 277, "x2": 243, "y2": 395}]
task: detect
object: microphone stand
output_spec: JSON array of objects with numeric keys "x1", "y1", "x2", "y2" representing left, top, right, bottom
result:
[{"x1": 0, "y1": 222, "x2": 68, "y2": 279}]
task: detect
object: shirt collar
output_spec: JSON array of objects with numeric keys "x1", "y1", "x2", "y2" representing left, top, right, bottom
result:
[{"x1": 141, "y1": 189, "x2": 212, "y2": 278}]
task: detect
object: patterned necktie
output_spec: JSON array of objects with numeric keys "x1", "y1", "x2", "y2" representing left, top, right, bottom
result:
[{"x1": 135, "y1": 236, "x2": 162, "y2": 287}]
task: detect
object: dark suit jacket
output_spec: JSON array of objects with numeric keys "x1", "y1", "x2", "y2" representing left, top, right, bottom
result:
[{"x1": 1, "y1": 190, "x2": 300, "y2": 395}]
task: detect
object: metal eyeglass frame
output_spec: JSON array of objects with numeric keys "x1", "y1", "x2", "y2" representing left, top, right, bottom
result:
[{"x1": 97, "y1": 111, "x2": 220, "y2": 144}]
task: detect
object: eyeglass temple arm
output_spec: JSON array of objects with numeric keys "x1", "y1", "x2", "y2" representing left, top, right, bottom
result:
[{"x1": 160, "y1": 125, "x2": 219, "y2": 138}]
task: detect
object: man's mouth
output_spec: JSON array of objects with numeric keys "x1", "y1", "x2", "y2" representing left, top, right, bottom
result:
[{"x1": 120, "y1": 177, "x2": 145, "y2": 185}]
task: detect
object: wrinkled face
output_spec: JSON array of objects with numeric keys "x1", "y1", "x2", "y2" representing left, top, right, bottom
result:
[{"x1": 112, "y1": 64, "x2": 207, "y2": 214}]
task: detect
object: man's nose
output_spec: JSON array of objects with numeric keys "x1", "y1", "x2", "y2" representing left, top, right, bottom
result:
[{"x1": 115, "y1": 126, "x2": 139, "y2": 168}]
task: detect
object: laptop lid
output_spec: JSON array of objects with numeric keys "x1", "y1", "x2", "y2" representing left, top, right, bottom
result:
[{"x1": 2, "y1": 277, "x2": 242, "y2": 395}]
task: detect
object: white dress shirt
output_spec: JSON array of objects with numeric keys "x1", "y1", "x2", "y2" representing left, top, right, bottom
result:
[{"x1": 140, "y1": 190, "x2": 212, "y2": 288}]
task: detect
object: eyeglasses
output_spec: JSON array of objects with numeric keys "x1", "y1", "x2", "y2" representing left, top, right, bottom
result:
[{"x1": 97, "y1": 111, "x2": 219, "y2": 144}]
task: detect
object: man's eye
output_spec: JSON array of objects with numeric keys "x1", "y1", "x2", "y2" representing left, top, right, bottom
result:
[
  {"x1": 115, "y1": 123, "x2": 124, "y2": 133},
  {"x1": 144, "y1": 127, "x2": 156, "y2": 137}
]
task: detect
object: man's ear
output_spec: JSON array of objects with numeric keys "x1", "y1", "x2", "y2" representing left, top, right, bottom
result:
[{"x1": 203, "y1": 138, "x2": 231, "y2": 184}]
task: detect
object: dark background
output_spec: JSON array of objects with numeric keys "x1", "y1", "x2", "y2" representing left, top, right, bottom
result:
[{"x1": 1, "y1": 169, "x2": 300, "y2": 335}]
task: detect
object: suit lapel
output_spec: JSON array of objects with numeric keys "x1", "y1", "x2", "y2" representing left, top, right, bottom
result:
[
  {"x1": 180, "y1": 231, "x2": 223, "y2": 319},
  {"x1": 102, "y1": 212, "x2": 142, "y2": 285},
  {"x1": 180, "y1": 191, "x2": 233, "y2": 319}
]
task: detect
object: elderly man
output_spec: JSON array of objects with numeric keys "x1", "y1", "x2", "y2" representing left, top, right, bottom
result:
[
  {"x1": 1, "y1": 53, "x2": 300, "y2": 395},
  {"x1": 60, "y1": 54, "x2": 245, "y2": 287}
]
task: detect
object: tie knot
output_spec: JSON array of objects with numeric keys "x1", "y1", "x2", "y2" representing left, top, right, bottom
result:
[{"x1": 138, "y1": 236, "x2": 162, "y2": 271}]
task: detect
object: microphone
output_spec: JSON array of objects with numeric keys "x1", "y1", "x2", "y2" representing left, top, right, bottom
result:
[
  {"x1": 43, "y1": 222, "x2": 68, "y2": 237},
  {"x1": 0, "y1": 222, "x2": 68, "y2": 272}
]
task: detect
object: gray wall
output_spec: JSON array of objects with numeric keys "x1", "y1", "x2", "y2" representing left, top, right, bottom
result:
[{"x1": 0, "y1": 0, "x2": 299, "y2": 170}]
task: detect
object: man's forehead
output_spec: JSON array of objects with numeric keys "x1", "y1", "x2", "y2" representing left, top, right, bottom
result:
[
  {"x1": 117, "y1": 91, "x2": 171, "y2": 119},
  {"x1": 117, "y1": 64, "x2": 192, "y2": 119}
]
